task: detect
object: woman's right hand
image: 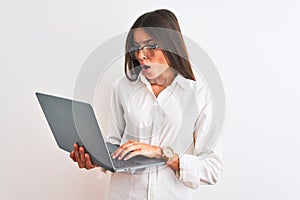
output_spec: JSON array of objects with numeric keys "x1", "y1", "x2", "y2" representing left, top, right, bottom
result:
[{"x1": 69, "y1": 143, "x2": 99, "y2": 170}]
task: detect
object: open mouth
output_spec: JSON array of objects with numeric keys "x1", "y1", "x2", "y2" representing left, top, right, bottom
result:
[
  {"x1": 138, "y1": 65, "x2": 151, "y2": 73},
  {"x1": 135, "y1": 65, "x2": 151, "y2": 74},
  {"x1": 141, "y1": 65, "x2": 151, "y2": 69}
]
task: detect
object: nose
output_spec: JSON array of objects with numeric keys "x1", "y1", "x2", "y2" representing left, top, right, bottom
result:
[{"x1": 136, "y1": 49, "x2": 147, "y2": 61}]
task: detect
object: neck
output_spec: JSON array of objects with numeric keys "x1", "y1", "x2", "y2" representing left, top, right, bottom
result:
[{"x1": 148, "y1": 68, "x2": 177, "y2": 87}]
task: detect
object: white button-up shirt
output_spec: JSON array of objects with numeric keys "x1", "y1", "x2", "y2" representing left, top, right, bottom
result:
[{"x1": 104, "y1": 72, "x2": 223, "y2": 200}]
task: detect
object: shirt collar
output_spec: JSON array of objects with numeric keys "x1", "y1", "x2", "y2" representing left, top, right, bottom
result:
[
  {"x1": 138, "y1": 72, "x2": 149, "y2": 85},
  {"x1": 173, "y1": 73, "x2": 190, "y2": 90}
]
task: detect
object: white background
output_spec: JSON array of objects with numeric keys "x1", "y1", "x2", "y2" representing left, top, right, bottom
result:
[{"x1": 1, "y1": 0, "x2": 300, "y2": 199}]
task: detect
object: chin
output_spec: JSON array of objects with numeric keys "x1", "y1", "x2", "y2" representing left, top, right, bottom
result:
[{"x1": 144, "y1": 73, "x2": 157, "y2": 80}]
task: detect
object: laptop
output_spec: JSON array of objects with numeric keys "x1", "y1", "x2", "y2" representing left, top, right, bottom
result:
[{"x1": 35, "y1": 92, "x2": 165, "y2": 172}]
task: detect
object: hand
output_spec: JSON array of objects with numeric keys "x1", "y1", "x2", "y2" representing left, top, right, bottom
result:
[
  {"x1": 69, "y1": 143, "x2": 99, "y2": 170},
  {"x1": 111, "y1": 140, "x2": 162, "y2": 161},
  {"x1": 166, "y1": 153, "x2": 180, "y2": 172}
]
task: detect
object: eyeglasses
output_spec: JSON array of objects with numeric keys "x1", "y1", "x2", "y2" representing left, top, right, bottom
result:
[{"x1": 128, "y1": 44, "x2": 159, "y2": 59}]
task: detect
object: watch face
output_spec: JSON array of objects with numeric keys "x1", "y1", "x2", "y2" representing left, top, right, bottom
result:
[{"x1": 164, "y1": 147, "x2": 174, "y2": 158}]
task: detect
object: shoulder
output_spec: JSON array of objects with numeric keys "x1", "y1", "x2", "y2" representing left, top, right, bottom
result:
[
  {"x1": 185, "y1": 77, "x2": 211, "y2": 101},
  {"x1": 112, "y1": 76, "x2": 136, "y2": 90},
  {"x1": 184, "y1": 76, "x2": 211, "y2": 113},
  {"x1": 111, "y1": 76, "x2": 142, "y2": 97}
]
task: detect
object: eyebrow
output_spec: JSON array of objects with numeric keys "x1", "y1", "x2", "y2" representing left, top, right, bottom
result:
[{"x1": 133, "y1": 39, "x2": 155, "y2": 45}]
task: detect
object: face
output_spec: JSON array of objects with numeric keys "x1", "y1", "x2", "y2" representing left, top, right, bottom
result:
[{"x1": 132, "y1": 28, "x2": 170, "y2": 80}]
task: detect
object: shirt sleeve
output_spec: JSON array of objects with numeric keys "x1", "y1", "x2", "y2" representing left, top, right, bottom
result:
[
  {"x1": 106, "y1": 79, "x2": 125, "y2": 145},
  {"x1": 178, "y1": 97, "x2": 224, "y2": 189}
]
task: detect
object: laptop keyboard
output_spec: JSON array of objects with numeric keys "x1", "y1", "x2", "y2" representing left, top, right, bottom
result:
[
  {"x1": 112, "y1": 158, "x2": 139, "y2": 168},
  {"x1": 111, "y1": 156, "x2": 165, "y2": 169}
]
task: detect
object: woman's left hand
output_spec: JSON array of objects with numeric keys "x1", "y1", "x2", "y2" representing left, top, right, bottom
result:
[{"x1": 111, "y1": 140, "x2": 162, "y2": 161}]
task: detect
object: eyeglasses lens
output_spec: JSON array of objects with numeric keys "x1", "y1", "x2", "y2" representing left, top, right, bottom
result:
[{"x1": 128, "y1": 44, "x2": 158, "y2": 59}]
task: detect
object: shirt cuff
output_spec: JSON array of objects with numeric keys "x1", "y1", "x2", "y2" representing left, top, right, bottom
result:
[{"x1": 178, "y1": 154, "x2": 200, "y2": 189}]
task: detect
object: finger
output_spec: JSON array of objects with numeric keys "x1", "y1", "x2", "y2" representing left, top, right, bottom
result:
[
  {"x1": 69, "y1": 151, "x2": 76, "y2": 162},
  {"x1": 112, "y1": 140, "x2": 137, "y2": 158},
  {"x1": 112, "y1": 141, "x2": 134, "y2": 157},
  {"x1": 79, "y1": 147, "x2": 86, "y2": 163},
  {"x1": 114, "y1": 142, "x2": 139, "y2": 160},
  {"x1": 76, "y1": 147, "x2": 86, "y2": 168},
  {"x1": 118, "y1": 144, "x2": 141, "y2": 160},
  {"x1": 74, "y1": 143, "x2": 79, "y2": 151},
  {"x1": 85, "y1": 153, "x2": 98, "y2": 169},
  {"x1": 74, "y1": 144, "x2": 85, "y2": 168},
  {"x1": 124, "y1": 149, "x2": 142, "y2": 160},
  {"x1": 124, "y1": 145, "x2": 159, "y2": 160},
  {"x1": 74, "y1": 144, "x2": 80, "y2": 162}
]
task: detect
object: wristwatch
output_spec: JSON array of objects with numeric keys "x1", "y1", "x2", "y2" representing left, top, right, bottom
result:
[{"x1": 161, "y1": 146, "x2": 175, "y2": 161}]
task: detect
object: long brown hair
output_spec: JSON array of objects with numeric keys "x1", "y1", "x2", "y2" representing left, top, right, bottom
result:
[{"x1": 124, "y1": 9, "x2": 196, "y2": 81}]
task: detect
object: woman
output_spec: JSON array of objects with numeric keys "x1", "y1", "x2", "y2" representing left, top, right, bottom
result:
[{"x1": 70, "y1": 9, "x2": 223, "y2": 199}]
